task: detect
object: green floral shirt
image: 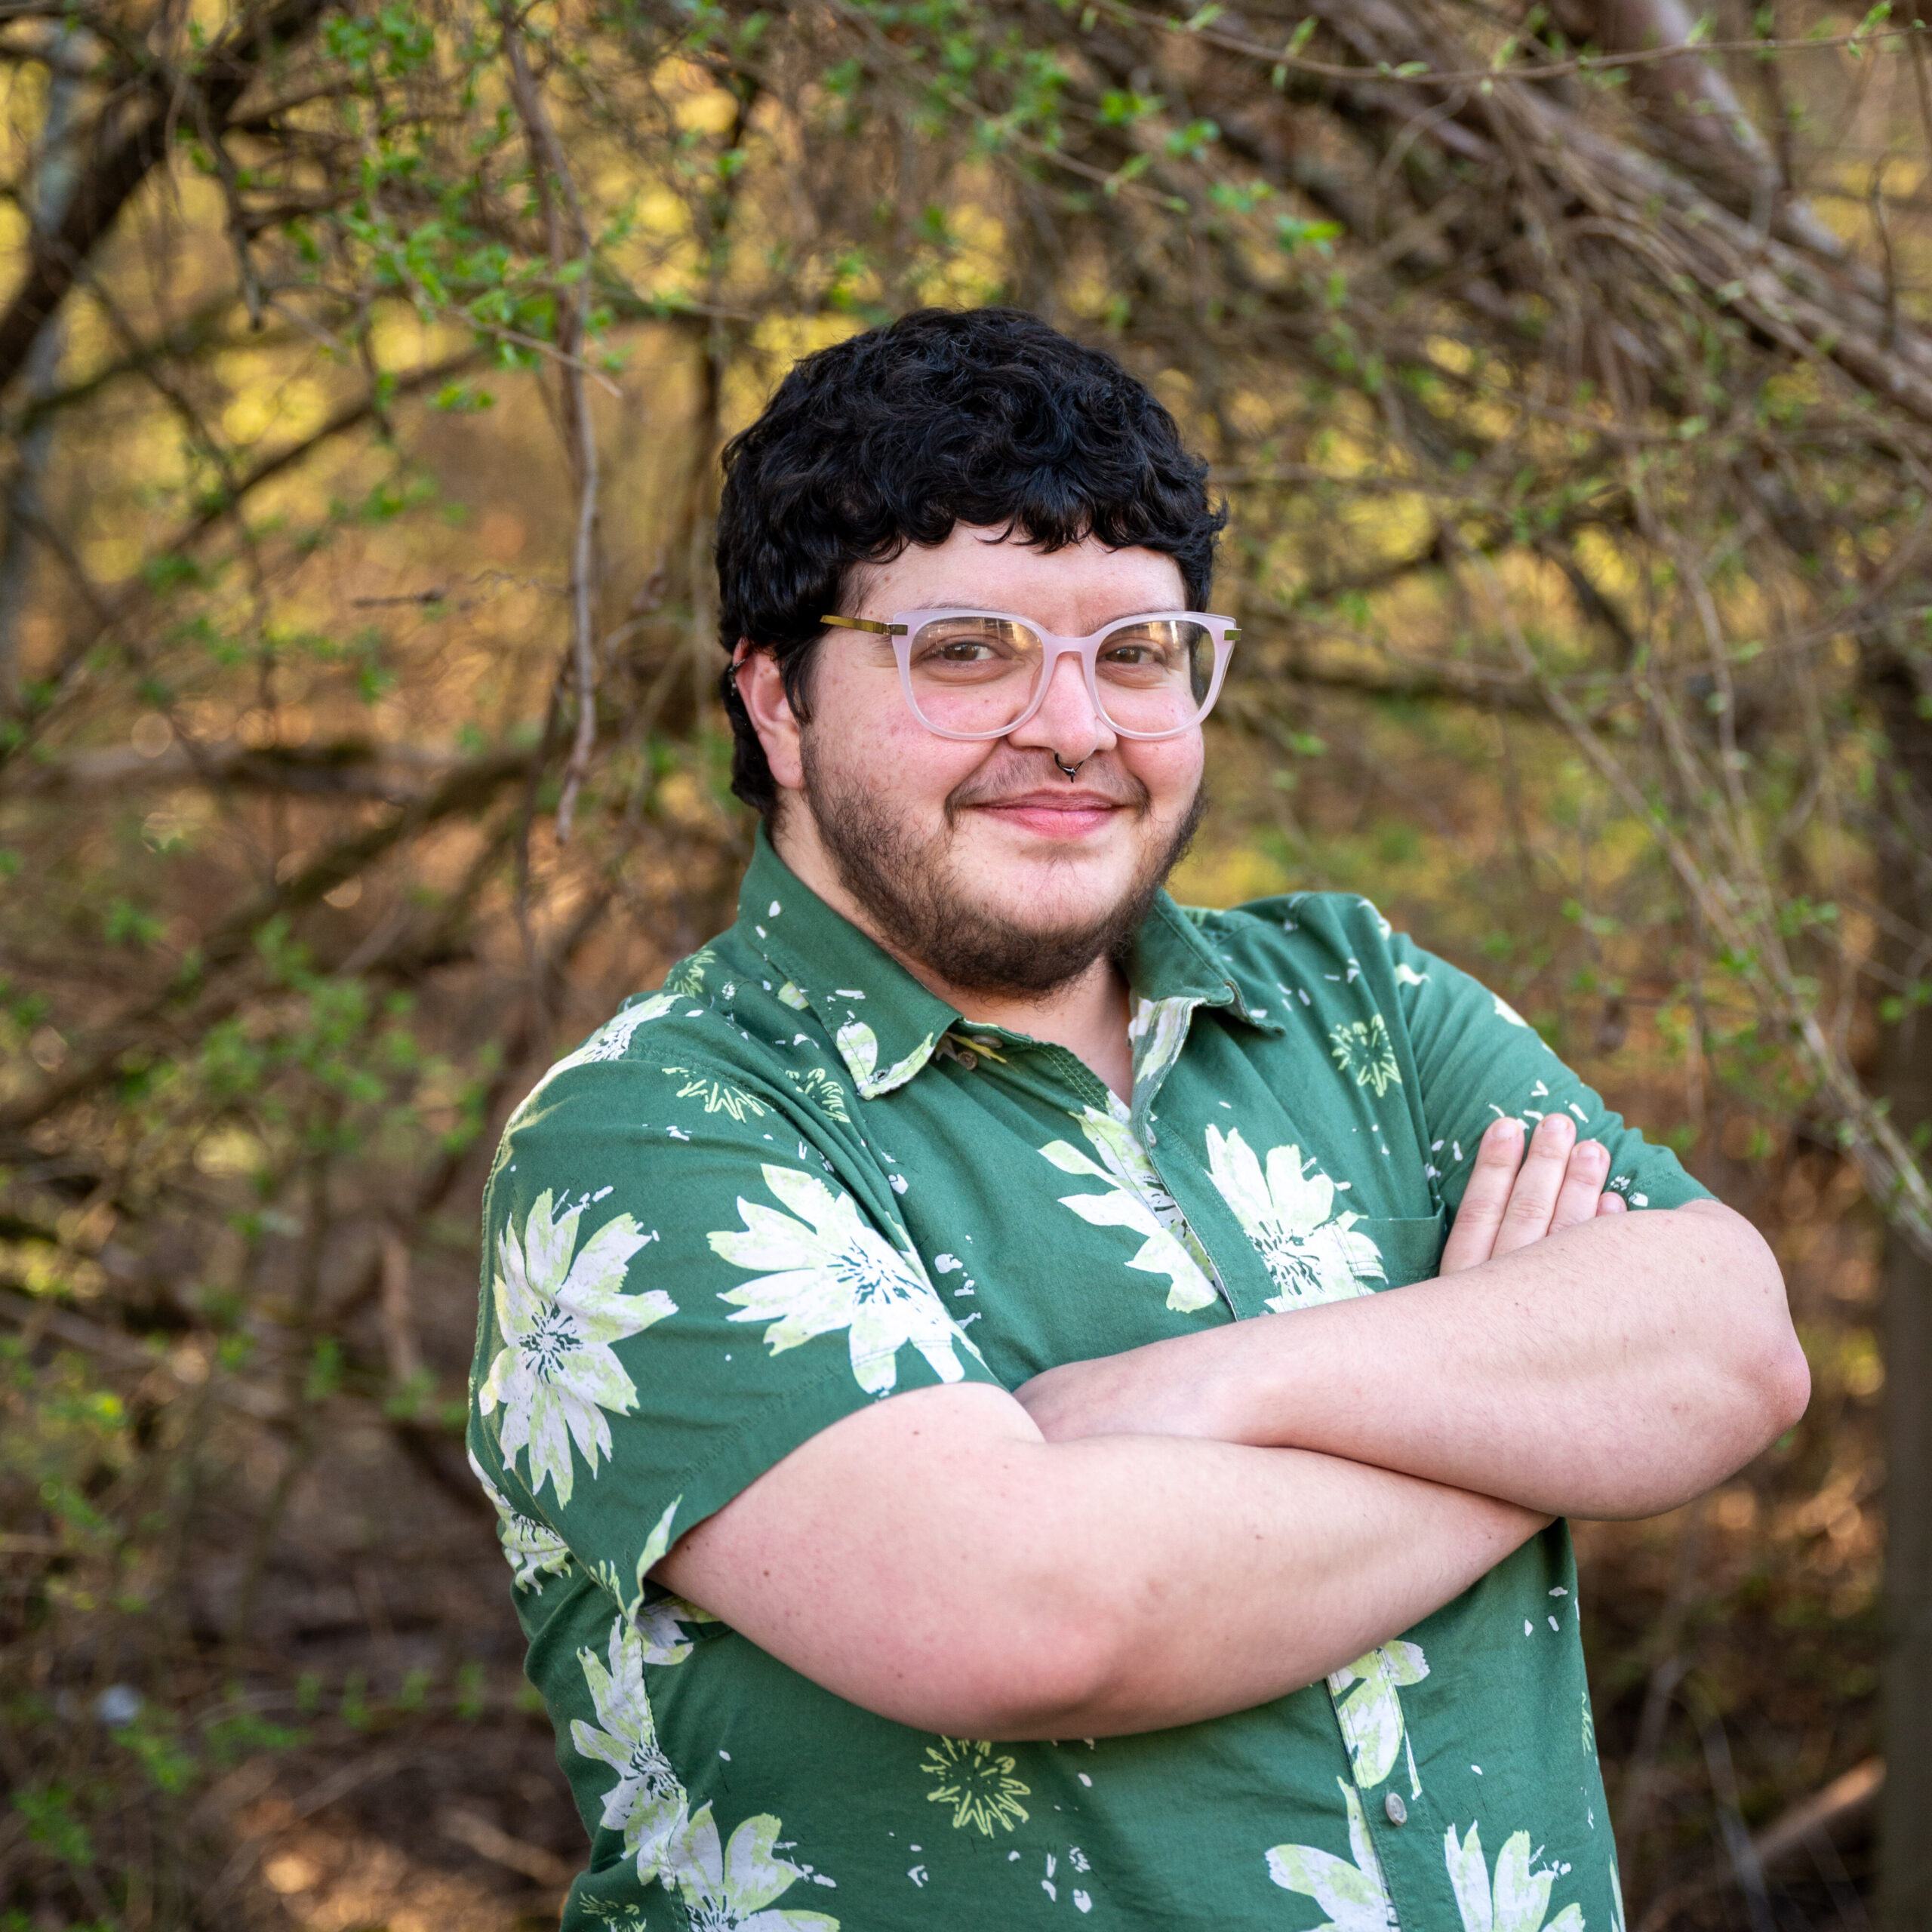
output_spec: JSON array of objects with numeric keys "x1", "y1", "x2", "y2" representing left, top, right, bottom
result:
[{"x1": 467, "y1": 828, "x2": 1705, "y2": 1932}]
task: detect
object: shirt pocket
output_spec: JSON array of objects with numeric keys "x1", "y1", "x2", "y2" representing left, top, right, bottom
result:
[{"x1": 1355, "y1": 1208, "x2": 1449, "y2": 1289}]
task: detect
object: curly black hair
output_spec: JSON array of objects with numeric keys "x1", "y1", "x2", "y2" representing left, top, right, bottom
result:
[{"x1": 714, "y1": 306, "x2": 1227, "y2": 814}]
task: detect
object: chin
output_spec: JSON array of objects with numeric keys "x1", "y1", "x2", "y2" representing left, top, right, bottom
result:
[{"x1": 969, "y1": 863, "x2": 1138, "y2": 933}]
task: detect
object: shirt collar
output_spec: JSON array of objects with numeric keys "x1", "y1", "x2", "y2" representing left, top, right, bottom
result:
[
  {"x1": 734, "y1": 826, "x2": 1280, "y2": 1099},
  {"x1": 1123, "y1": 894, "x2": 1281, "y2": 1031},
  {"x1": 737, "y1": 828, "x2": 961, "y2": 1098}
]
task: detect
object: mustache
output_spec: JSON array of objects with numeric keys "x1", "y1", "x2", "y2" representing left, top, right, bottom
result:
[{"x1": 944, "y1": 749, "x2": 1150, "y2": 815}]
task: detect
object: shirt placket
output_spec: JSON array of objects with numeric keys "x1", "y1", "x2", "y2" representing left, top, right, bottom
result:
[{"x1": 1125, "y1": 996, "x2": 1445, "y2": 1922}]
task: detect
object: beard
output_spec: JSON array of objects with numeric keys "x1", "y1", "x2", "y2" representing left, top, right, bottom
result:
[{"x1": 797, "y1": 737, "x2": 1207, "y2": 998}]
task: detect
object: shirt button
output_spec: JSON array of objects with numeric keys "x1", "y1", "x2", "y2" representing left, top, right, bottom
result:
[{"x1": 1384, "y1": 1792, "x2": 1407, "y2": 1826}]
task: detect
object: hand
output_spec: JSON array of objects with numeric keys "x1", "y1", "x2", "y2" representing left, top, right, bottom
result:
[{"x1": 1437, "y1": 1112, "x2": 1625, "y2": 1277}]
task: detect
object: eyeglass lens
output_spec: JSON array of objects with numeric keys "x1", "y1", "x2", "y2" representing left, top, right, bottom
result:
[{"x1": 906, "y1": 617, "x2": 1217, "y2": 737}]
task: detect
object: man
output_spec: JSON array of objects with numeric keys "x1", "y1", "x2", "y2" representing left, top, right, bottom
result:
[{"x1": 466, "y1": 307, "x2": 1807, "y2": 1932}]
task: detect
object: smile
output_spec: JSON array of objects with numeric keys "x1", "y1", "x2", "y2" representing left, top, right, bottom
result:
[{"x1": 967, "y1": 792, "x2": 1128, "y2": 839}]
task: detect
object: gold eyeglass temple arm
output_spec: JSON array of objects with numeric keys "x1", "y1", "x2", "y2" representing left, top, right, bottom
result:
[{"x1": 820, "y1": 614, "x2": 908, "y2": 635}]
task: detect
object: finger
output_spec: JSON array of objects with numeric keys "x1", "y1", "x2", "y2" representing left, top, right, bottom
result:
[
  {"x1": 1490, "y1": 1112, "x2": 1579, "y2": 1258},
  {"x1": 1439, "y1": 1117, "x2": 1526, "y2": 1274},
  {"x1": 1549, "y1": 1136, "x2": 1611, "y2": 1232},
  {"x1": 1596, "y1": 1190, "x2": 1627, "y2": 1217}
]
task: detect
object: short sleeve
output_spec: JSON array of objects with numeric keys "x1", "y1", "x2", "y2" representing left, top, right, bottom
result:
[
  {"x1": 466, "y1": 1054, "x2": 1000, "y2": 1614},
  {"x1": 1386, "y1": 929, "x2": 1712, "y2": 1216}
]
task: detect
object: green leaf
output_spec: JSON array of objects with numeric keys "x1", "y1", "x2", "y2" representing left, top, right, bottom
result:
[
  {"x1": 1275, "y1": 214, "x2": 1343, "y2": 254},
  {"x1": 1164, "y1": 116, "x2": 1220, "y2": 158}
]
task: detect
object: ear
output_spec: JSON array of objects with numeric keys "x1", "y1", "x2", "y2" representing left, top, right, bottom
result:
[{"x1": 733, "y1": 642, "x2": 804, "y2": 794}]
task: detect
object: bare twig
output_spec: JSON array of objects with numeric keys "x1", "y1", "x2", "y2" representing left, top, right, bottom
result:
[{"x1": 497, "y1": 7, "x2": 600, "y2": 842}]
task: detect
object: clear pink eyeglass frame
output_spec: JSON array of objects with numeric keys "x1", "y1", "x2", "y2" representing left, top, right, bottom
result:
[{"x1": 820, "y1": 608, "x2": 1241, "y2": 742}]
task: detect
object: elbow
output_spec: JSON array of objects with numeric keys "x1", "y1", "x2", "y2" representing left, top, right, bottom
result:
[
  {"x1": 1708, "y1": 1207, "x2": 1810, "y2": 1452},
  {"x1": 1756, "y1": 1323, "x2": 1811, "y2": 1442},
  {"x1": 1737, "y1": 1229, "x2": 1810, "y2": 1446},
  {"x1": 1587, "y1": 1208, "x2": 1808, "y2": 1520},
  {"x1": 873, "y1": 1596, "x2": 1125, "y2": 1740},
  {"x1": 962, "y1": 1568, "x2": 1135, "y2": 1735}
]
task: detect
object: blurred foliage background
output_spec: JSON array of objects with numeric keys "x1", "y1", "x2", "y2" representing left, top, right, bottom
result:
[{"x1": 2, "y1": 0, "x2": 1931, "y2": 1926}]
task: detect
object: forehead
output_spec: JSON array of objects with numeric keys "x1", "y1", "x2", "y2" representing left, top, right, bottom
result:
[{"x1": 860, "y1": 524, "x2": 1189, "y2": 623}]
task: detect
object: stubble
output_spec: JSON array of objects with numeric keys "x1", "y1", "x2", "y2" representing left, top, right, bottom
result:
[{"x1": 798, "y1": 737, "x2": 1205, "y2": 997}]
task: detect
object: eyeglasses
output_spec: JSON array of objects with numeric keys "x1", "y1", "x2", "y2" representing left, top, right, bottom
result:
[{"x1": 820, "y1": 608, "x2": 1240, "y2": 742}]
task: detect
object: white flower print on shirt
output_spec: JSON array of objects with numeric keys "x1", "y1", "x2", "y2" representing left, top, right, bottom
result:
[
  {"x1": 667, "y1": 1805, "x2": 839, "y2": 1930},
  {"x1": 1443, "y1": 1820, "x2": 1586, "y2": 1932},
  {"x1": 1266, "y1": 1778, "x2": 1398, "y2": 1930},
  {"x1": 589, "y1": 1496, "x2": 690, "y2": 1620},
  {"x1": 663, "y1": 947, "x2": 716, "y2": 997},
  {"x1": 478, "y1": 1191, "x2": 674, "y2": 1505},
  {"x1": 634, "y1": 1593, "x2": 716, "y2": 1666},
  {"x1": 709, "y1": 1164, "x2": 980, "y2": 1395},
  {"x1": 834, "y1": 1018, "x2": 937, "y2": 1099},
  {"x1": 1127, "y1": 995, "x2": 1196, "y2": 1099},
  {"x1": 466, "y1": 1445, "x2": 572, "y2": 1590},
  {"x1": 785, "y1": 1064, "x2": 853, "y2": 1123},
  {"x1": 574, "y1": 993, "x2": 684, "y2": 1060},
  {"x1": 572, "y1": 1620, "x2": 691, "y2": 1880},
  {"x1": 663, "y1": 1066, "x2": 770, "y2": 1121},
  {"x1": 1329, "y1": 1639, "x2": 1429, "y2": 1793},
  {"x1": 1041, "y1": 1106, "x2": 1218, "y2": 1313},
  {"x1": 512, "y1": 993, "x2": 682, "y2": 1116},
  {"x1": 1203, "y1": 1128, "x2": 1386, "y2": 1311},
  {"x1": 1329, "y1": 1014, "x2": 1401, "y2": 1098}
]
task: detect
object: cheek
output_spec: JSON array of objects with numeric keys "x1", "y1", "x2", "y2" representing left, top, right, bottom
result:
[
  {"x1": 1122, "y1": 738, "x2": 1204, "y2": 813},
  {"x1": 808, "y1": 669, "x2": 989, "y2": 798}
]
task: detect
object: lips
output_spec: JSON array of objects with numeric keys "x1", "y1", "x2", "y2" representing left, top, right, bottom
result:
[
  {"x1": 968, "y1": 791, "x2": 1126, "y2": 838},
  {"x1": 946, "y1": 752, "x2": 1149, "y2": 835}
]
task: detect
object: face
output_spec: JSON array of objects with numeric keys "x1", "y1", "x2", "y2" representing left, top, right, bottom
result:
[{"x1": 736, "y1": 525, "x2": 1208, "y2": 997}]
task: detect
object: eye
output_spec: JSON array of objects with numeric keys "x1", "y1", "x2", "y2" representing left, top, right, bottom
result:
[
  {"x1": 1098, "y1": 623, "x2": 1186, "y2": 677},
  {"x1": 909, "y1": 617, "x2": 1034, "y2": 673}
]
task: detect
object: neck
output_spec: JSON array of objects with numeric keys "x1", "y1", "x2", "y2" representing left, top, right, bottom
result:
[{"x1": 769, "y1": 811, "x2": 1138, "y2": 1102}]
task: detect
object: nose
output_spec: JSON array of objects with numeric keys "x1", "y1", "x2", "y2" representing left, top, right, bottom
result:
[{"x1": 1005, "y1": 644, "x2": 1118, "y2": 769}]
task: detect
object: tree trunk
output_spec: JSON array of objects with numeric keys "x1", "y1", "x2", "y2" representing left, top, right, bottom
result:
[
  {"x1": 0, "y1": 43, "x2": 80, "y2": 704},
  {"x1": 1869, "y1": 637, "x2": 1932, "y2": 1931}
]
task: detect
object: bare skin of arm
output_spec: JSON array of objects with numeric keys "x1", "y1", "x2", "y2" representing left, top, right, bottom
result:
[
  {"x1": 656, "y1": 1383, "x2": 1546, "y2": 1740},
  {"x1": 652, "y1": 1129, "x2": 1620, "y2": 1740},
  {"x1": 656, "y1": 1120, "x2": 1804, "y2": 1738},
  {"x1": 1014, "y1": 1113, "x2": 1812, "y2": 1521}
]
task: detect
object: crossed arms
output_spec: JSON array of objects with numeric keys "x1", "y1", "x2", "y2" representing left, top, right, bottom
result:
[{"x1": 654, "y1": 1112, "x2": 1809, "y2": 1742}]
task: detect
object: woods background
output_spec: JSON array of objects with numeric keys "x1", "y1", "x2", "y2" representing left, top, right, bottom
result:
[{"x1": 2, "y1": 0, "x2": 1930, "y2": 1927}]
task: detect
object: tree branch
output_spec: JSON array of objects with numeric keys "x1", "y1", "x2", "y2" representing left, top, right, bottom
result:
[{"x1": 0, "y1": 0, "x2": 340, "y2": 394}]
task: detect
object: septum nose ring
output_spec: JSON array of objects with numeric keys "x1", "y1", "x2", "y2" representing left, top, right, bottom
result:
[{"x1": 1054, "y1": 753, "x2": 1087, "y2": 780}]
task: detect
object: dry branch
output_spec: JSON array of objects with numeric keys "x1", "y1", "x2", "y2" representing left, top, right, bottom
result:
[
  {"x1": 1635, "y1": 1758, "x2": 1884, "y2": 1930},
  {"x1": 0, "y1": 0, "x2": 340, "y2": 393},
  {"x1": 11, "y1": 736, "x2": 478, "y2": 801}
]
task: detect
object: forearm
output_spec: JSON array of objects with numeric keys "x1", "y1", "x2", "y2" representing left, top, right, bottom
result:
[
  {"x1": 995, "y1": 1432, "x2": 1544, "y2": 1737},
  {"x1": 658, "y1": 1383, "x2": 1543, "y2": 1739},
  {"x1": 1017, "y1": 1202, "x2": 1810, "y2": 1519}
]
